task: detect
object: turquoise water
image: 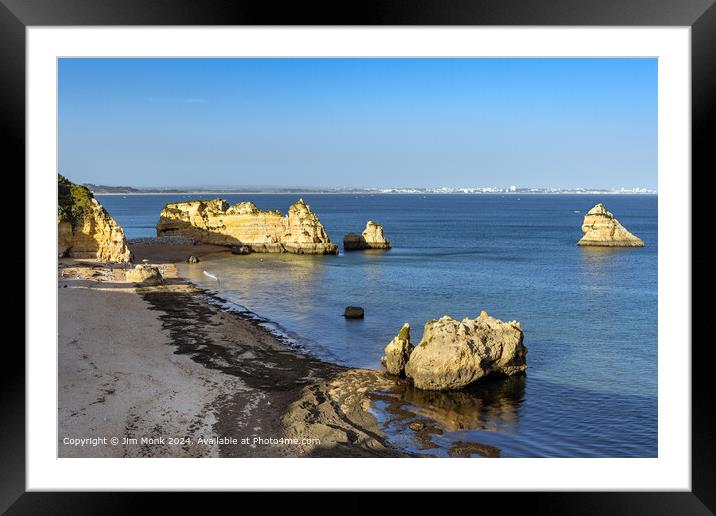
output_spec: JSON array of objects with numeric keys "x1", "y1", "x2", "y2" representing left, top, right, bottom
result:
[{"x1": 100, "y1": 193, "x2": 657, "y2": 457}]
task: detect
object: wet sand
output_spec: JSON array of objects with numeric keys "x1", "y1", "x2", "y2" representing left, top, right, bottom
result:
[{"x1": 58, "y1": 245, "x2": 407, "y2": 458}]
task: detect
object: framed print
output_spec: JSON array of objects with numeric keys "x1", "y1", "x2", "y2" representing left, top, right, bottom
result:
[{"x1": 6, "y1": 0, "x2": 711, "y2": 511}]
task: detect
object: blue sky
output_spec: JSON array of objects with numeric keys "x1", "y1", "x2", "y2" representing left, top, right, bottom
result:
[{"x1": 58, "y1": 58, "x2": 657, "y2": 189}]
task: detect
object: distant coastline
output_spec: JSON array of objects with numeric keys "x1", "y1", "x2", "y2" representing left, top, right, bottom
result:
[{"x1": 90, "y1": 187, "x2": 658, "y2": 196}]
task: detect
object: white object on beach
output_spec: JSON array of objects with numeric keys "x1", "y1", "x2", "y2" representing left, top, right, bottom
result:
[{"x1": 203, "y1": 270, "x2": 221, "y2": 287}]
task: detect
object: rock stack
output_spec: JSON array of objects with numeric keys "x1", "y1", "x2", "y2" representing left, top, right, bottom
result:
[
  {"x1": 343, "y1": 221, "x2": 391, "y2": 251},
  {"x1": 156, "y1": 198, "x2": 338, "y2": 255},
  {"x1": 381, "y1": 312, "x2": 527, "y2": 391},
  {"x1": 578, "y1": 203, "x2": 644, "y2": 247}
]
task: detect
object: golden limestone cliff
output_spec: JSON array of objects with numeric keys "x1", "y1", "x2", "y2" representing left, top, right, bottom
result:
[
  {"x1": 156, "y1": 198, "x2": 339, "y2": 255},
  {"x1": 578, "y1": 203, "x2": 644, "y2": 247},
  {"x1": 57, "y1": 174, "x2": 132, "y2": 263}
]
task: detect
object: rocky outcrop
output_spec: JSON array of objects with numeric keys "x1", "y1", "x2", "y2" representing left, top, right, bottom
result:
[
  {"x1": 156, "y1": 198, "x2": 338, "y2": 255},
  {"x1": 343, "y1": 221, "x2": 391, "y2": 251},
  {"x1": 344, "y1": 306, "x2": 365, "y2": 319},
  {"x1": 281, "y1": 369, "x2": 407, "y2": 457},
  {"x1": 578, "y1": 203, "x2": 644, "y2": 247},
  {"x1": 381, "y1": 323, "x2": 413, "y2": 376},
  {"x1": 404, "y1": 312, "x2": 527, "y2": 391},
  {"x1": 230, "y1": 245, "x2": 251, "y2": 255},
  {"x1": 57, "y1": 174, "x2": 131, "y2": 263},
  {"x1": 362, "y1": 221, "x2": 391, "y2": 249},
  {"x1": 125, "y1": 264, "x2": 163, "y2": 285}
]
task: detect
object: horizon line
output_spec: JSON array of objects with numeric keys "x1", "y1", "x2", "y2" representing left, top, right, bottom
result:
[{"x1": 85, "y1": 187, "x2": 658, "y2": 195}]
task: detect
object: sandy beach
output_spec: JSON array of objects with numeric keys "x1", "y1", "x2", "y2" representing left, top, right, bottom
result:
[{"x1": 58, "y1": 241, "x2": 407, "y2": 458}]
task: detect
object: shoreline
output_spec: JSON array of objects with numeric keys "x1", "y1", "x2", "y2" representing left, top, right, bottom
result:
[
  {"x1": 58, "y1": 242, "x2": 409, "y2": 458},
  {"x1": 59, "y1": 239, "x2": 551, "y2": 459}
]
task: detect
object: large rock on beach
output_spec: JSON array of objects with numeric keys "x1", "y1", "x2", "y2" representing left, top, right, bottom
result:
[
  {"x1": 381, "y1": 323, "x2": 413, "y2": 376},
  {"x1": 156, "y1": 198, "x2": 338, "y2": 255},
  {"x1": 343, "y1": 221, "x2": 391, "y2": 251},
  {"x1": 577, "y1": 203, "x2": 644, "y2": 247},
  {"x1": 57, "y1": 174, "x2": 132, "y2": 263},
  {"x1": 126, "y1": 264, "x2": 163, "y2": 285},
  {"x1": 404, "y1": 312, "x2": 527, "y2": 391}
]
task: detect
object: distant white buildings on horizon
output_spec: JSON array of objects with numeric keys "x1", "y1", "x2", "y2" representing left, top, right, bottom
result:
[
  {"x1": 363, "y1": 186, "x2": 657, "y2": 195},
  {"x1": 85, "y1": 182, "x2": 657, "y2": 195}
]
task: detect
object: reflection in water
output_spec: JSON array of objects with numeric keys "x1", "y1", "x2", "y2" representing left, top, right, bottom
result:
[
  {"x1": 397, "y1": 375, "x2": 526, "y2": 432},
  {"x1": 179, "y1": 252, "x2": 328, "y2": 321},
  {"x1": 579, "y1": 245, "x2": 627, "y2": 260},
  {"x1": 448, "y1": 441, "x2": 502, "y2": 458},
  {"x1": 359, "y1": 249, "x2": 391, "y2": 284},
  {"x1": 369, "y1": 375, "x2": 526, "y2": 457},
  {"x1": 578, "y1": 246, "x2": 631, "y2": 290}
]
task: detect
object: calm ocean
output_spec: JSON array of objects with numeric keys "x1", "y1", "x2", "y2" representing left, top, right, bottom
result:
[{"x1": 99, "y1": 193, "x2": 658, "y2": 458}]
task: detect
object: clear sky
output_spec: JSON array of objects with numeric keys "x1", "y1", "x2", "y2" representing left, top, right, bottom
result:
[{"x1": 58, "y1": 58, "x2": 657, "y2": 189}]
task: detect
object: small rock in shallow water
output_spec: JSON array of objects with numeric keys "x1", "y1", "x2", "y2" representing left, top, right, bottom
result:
[
  {"x1": 344, "y1": 306, "x2": 365, "y2": 319},
  {"x1": 186, "y1": 255, "x2": 200, "y2": 264},
  {"x1": 409, "y1": 421, "x2": 425, "y2": 432},
  {"x1": 230, "y1": 245, "x2": 251, "y2": 255}
]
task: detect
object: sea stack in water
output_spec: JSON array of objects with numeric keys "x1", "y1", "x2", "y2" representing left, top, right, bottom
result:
[
  {"x1": 381, "y1": 323, "x2": 413, "y2": 376},
  {"x1": 343, "y1": 221, "x2": 392, "y2": 251},
  {"x1": 57, "y1": 174, "x2": 132, "y2": 263},
  {"x1": 156, "y1": 198, "x2": 338, "y2": 255},
  {"x1": 578, "y1": 203, "x2": 644, "y2": 247},
  {"x1": 404, "y1": 312, "x2": 527, "y2": 391}
]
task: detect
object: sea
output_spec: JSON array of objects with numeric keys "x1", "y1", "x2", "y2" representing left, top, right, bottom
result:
[{"x1": 99, "y1": 193, "x2": 658, "y2": 458}]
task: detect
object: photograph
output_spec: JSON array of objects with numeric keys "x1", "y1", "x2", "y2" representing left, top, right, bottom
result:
[{"x1": 57, "y1": 57, "x2": 658, "y2": 459}]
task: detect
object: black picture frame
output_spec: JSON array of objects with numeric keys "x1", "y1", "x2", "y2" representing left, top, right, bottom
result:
[{"x1": 6, "y1": 0, "x2": 709, "y2": 512}]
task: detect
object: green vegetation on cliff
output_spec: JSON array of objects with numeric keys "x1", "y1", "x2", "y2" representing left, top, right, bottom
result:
[{"x1": 58, "y1": 174, "x2": 94, "y2": 224}]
